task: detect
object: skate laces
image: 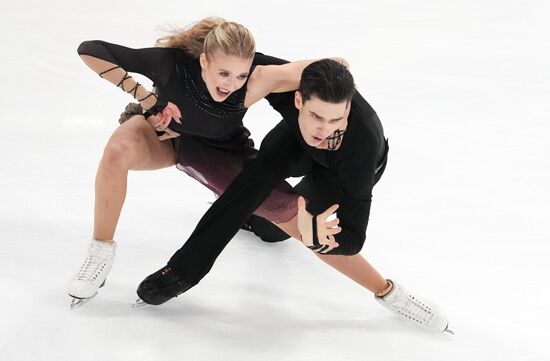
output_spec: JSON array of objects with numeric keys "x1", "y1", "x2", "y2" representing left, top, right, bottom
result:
[
  {"x1": 156, "y1": 266, "x2": 189, "y2": 296},
  {"x1": 157, "y1": 267, "x2": 180, "y2": 286},
  {"x1": 74, "y1": 242, "x2": 113, "y2": 284},
  {"x1": 386, "y1": 285, "x2": 434, "y2": 325}
]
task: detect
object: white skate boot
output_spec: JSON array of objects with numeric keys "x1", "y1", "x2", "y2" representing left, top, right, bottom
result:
[
  {"x1": 376, "y1": 280, "x2": 453, "y2": 334},
  {"x1": 67, "y1": 239, "x2": 116, "y2": 309}
]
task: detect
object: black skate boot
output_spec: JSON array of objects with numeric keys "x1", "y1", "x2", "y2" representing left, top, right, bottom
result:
[{"x1": 134, "y1": 265, "x2": 191, "y2": 306}]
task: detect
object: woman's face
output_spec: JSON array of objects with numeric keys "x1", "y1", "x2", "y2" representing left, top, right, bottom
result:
[{"x1": 200, "y1": 50, "x2": 253, "y2": 102}]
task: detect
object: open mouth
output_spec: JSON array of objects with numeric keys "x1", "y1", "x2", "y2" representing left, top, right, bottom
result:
[{"x1": 216, "y1": 87, "x2": 231, "y2": 98}]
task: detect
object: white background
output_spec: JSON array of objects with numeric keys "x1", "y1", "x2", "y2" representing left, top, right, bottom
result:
[{"x1": 1, "y1": 1, "x2": 549, "y2": 360}]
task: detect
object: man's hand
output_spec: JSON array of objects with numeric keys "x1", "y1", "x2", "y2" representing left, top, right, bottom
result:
[{"x1": 297, "y1": 196, "x2": 341, "y2": 254}]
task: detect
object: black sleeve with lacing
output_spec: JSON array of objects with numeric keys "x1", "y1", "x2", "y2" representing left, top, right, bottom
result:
[{"x1": 77, "y1": 40, "x2": 174, "y2": 86}]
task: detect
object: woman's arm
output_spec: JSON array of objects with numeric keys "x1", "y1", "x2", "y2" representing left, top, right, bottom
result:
[
  {"x1": 244, "y1": 57, "x2": 348, "y2": 108},
  {"x1": 77, "y1": 40, "x2": 174, "y2": 112}
]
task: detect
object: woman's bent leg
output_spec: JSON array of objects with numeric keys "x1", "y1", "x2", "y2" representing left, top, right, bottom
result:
[
  {"x1": 69, "y1": 115, "x2": 176, "y2": 304},
  {"x1": 93, "y1": 115, "x2": 176, "y2": 241}
]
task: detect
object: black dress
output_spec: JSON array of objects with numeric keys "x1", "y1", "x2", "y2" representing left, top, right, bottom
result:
[{"x1": 78, "y1": 40, "x2": 299, "y2": 223}]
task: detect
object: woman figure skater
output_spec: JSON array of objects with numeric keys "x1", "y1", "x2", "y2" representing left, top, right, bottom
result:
[{"x1": 67, "y1": 17, "x2": 346, "y2": 307}]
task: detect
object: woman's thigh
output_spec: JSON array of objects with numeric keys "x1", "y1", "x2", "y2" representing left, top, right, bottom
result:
[{"x1": 106, "y1": 115, "x2": 176, "y2": 170}]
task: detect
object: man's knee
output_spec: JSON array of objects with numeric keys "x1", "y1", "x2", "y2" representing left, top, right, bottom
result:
[
  {"x1": 325, "y1": 238, "x2": 365, "y2": 256},
  {"x1": 245, "y1": 215, "x2": 290, "y2": 243}
]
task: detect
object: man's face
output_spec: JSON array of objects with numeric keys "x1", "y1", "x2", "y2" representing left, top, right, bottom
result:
[{"x1": 294, "y1": 91, "x2": 349, "y2": 148}]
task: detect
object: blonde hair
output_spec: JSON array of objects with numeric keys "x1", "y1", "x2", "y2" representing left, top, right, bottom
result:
[{"x1": 156, "y1": 17, "x2": 255, "y2": 59}]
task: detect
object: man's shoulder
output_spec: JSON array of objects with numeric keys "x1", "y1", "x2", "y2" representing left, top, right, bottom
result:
[
  {"x1": 264, "y1": 91, "x2": 296, "y2": 113},
  {"x1": 350, "y1": 91, "x2": 376, "y2": 119}
]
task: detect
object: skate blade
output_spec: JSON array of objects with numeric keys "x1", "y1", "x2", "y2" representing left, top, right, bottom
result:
[
  {"x1": 69, "y1": 292, "x2": 98, "y2": 310},
  {"x1": 131, "y1": 298, "x2": 149, "y2": 309},
  {"x1": 442, "y1": 324, "x2": 455, "y2": 335}
]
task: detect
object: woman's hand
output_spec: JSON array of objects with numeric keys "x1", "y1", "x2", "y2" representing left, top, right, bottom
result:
[
  {"x1": 146, "y1": 102, "x2": 182, "y2": 141},
  {"x1": 155, "y1": 102, "x2": 182, "y2": 129},
  {"x1": 297, "y1": 196, "x2": 341, "y2": 254},
  {"x1": 329, "y1": 57, "x2": 349, "y2": 69}
]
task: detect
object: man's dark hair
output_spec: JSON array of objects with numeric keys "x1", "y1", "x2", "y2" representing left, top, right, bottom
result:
[{"x1": 299, "y1": 59, "x2": 356, "y2": 103}]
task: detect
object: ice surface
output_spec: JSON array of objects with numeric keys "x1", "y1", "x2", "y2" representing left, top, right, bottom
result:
[{"x1": 1, "y1": 1, "x2": 549, "y2": 360}]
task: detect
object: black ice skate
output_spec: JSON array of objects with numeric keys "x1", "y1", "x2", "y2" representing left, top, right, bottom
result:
[{"x1": 133, "y1": 265, "x2": 191, "y2": 307}]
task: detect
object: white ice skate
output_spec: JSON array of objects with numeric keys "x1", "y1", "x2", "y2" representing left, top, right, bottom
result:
[
  {"x1": 67, "y1": 239, "x2": 116, "y2": 309},
  {"x1": 376, "y1": 280, "x2": 453, "y2": 334}
]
